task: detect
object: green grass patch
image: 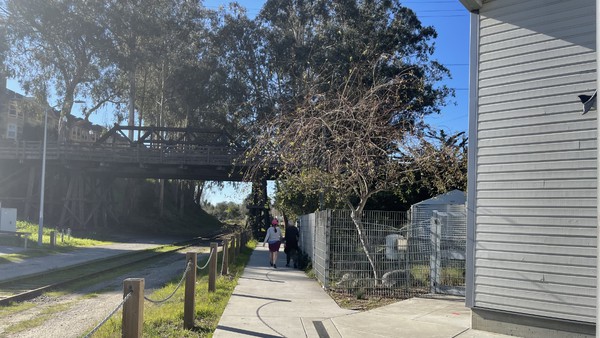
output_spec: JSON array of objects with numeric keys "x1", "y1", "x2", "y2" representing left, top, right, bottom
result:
[
  {"x1": 16, "y1": 220, "x2": 111, "y2": 248},
  {"x1": 3, "y1": 302, "x2": 73, "y2": 334},
  {"x1": 90, "y1": 240, "x2": 256, "y2": 337},
  {"x1": 0, "y1": 221, "x2": 112, "y2": 265},
  {"x1": 0, "y1": 301, "x2": 36, "y2": 317},
  {"x1": 410, "y1": 264, "x2": 465, "y2": 286}
]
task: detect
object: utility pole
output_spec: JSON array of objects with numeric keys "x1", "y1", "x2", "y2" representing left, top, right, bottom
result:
[{"x1": 38, "y1": 109, "x2": 48, "y2": 246}]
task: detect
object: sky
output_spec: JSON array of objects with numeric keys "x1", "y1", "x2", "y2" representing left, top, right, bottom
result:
[{"x1": 6, "y1": 0, "x2": 470, "y2": 204}]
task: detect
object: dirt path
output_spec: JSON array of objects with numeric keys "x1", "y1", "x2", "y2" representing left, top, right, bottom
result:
[{"x1": 0, "y1": 246, "x2": 209, "y2": 338}]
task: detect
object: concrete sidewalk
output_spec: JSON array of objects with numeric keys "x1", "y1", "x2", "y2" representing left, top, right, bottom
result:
[{"x1": 214, "y1": 247, "x2": 514, "y2": 338}]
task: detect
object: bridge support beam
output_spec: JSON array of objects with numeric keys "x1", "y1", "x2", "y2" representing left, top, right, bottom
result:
[
  {"x1": 248, "y1": 179, "x2": 270, "y2": 240},
  {"x1": 59, "y1": 172, "x2": 118, "y2": 229}
]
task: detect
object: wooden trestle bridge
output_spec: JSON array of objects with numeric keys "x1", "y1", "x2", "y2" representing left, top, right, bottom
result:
[{"x1": 0, "y1": 125, "x2": 271, "y2": 230}]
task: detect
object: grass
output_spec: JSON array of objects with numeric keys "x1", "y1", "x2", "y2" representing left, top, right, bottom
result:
[
  {"x1": 411, "y1": 264, "x2": 465, "y2": 286},
  {"x1": 0, "y1": 301, "x2": 36, "y2": 317},
  {"x1": 90, "y1": 240, "x2": 257, "y2": 337},
  {"x1": 0, "y1": 221, "x2": 111, "y2": 265}
]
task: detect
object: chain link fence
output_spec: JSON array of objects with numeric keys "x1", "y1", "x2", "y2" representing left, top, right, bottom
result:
[{"x1": 298, "y1": 206, "x2": 466, "y2": 299}]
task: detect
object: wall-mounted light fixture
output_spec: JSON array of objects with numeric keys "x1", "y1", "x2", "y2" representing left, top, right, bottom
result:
[{"x1": 578, "y1": 90, "x2": 597, "y2": 115}]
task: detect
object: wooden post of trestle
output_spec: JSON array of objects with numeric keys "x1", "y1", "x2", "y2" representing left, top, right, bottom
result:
[
  {"x1": 122, "y1": 278, "x2": 144, "y2": 338},
  {"x1": 184, "y1": 252, "x2": 196, "y2": 330},
  {"x1": 230, "y1": 236, "x2": 236, "y2": 262},
  {"x1": 24, "y1": 166, "x2": 36, "y2": 221},
  {"x1": 209, "y1": 243, "x2": 217, "y2": 292}
]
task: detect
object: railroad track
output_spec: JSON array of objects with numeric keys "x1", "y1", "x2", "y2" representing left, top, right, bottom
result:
[{"x1": 0, "y1": 235, "x2": 223, "y2": 306}]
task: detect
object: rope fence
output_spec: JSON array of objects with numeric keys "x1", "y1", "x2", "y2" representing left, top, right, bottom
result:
[
  {"x1": 197, "y1": 247, "x2": 215, "y2": 270},
  {"x1": 144, "y1": 260, "x2": 191, "y2": 304},
  {"x1": 84, "y1": 291, "x2": 133, "y2": 338},
  {"x1": 84, "y1": 231, "x2": 248, "y2": 338}
]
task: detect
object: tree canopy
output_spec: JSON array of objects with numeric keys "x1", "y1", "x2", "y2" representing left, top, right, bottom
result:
[
  {"x1": 0, "y1": 0, "x2": 464, "y2": 220},
  {"x1": 244, "y1": 0, "x2": 453, "y2": 208}
]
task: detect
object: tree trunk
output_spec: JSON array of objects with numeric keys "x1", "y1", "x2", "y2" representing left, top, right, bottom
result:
[
  {"x1": 179, "y1": 181, "x2": 184, "y2": 217},
  {"x1": 194, "y1": 181, "x2": 204, "y2": 205},
  {"x1": 159, "y1": 179, "x2": 164, "y2": 217},
  {"x1": 348, "y1": 200, "x2": 379, "y2": 283},
  {"x1": 350, "y1": 211, "x2": 378, "y2": 282},
  {"x1": 128, "y1": 67, "x2": 136, "y2": 140}
]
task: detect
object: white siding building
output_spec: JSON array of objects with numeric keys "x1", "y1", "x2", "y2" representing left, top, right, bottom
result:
[{"x1": 459, "y1": 0, "x2": 597, "y2": 336}]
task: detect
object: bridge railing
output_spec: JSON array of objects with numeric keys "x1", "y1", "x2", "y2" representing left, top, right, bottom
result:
[{"x1": 0, "y1": 140, "x2": 243, "y2": 166}]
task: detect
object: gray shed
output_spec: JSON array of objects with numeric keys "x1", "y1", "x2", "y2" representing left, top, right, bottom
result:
[{"x1": 409, "y1": 190, "x2": 466, "y2": 239}]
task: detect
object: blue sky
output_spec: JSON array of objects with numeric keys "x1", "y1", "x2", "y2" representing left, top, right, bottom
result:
[{"x1": 7, "y1": 0, "x2": 470, "y2": 204}]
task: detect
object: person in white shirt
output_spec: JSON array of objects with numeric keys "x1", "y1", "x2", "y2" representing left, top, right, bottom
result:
[{"x1": 263, "y1": 218, "x2": 283, "y2": 268}]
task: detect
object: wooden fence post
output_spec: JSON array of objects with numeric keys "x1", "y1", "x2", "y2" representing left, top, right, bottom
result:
[
  {"x1": 236, "y1": 233, "x2": 242, "y2": 255},
  {"x1": 184, "y1": 252, "x2": 197, "y2": 330},
  {"x1": 241, "y1": 231, "x2": 247, "y2": 248},
  {"x1": 209, "y1": 243, "x2": 217, "y2": 292},
  {"x1": 221, "y1": 238, "x2": 229, "y2": 275},
  {"x1": 50, "y1": 231, "x2": 56, "y2": 247},
  {"x1": 122, "y1": 278, "x2": 144, "y2": 338}
]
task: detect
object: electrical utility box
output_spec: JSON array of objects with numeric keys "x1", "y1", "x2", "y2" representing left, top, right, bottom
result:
[{"x1": 0, "y1": 208, "x2": 17, "y2": 232}]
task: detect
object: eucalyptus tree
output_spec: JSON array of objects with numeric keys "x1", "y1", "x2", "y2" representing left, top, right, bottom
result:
[
  {"x1": 0, "y1": 15, "x2": 7, "y2": 85},
  {"x1": 185, "y1": 4, "x2": 274, "y2": 136},
  {"x1": 127, "y1": 0, "x2": 212, "y2": 129},
  {"x1": 1, "y1": 0, "x2": 111, "y2": 131},
  {"x1": 245, "y1": 0, "x2": 452, "y2": 282}
]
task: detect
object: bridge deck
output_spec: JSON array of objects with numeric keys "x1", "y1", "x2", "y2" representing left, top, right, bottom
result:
[{"x1": 0, "y1": 141, "x2": 247, "y2": 180}]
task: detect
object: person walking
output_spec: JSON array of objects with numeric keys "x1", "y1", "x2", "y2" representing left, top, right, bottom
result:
[
  {"x1": 263, "y1": 218, "x2": 283, "y2": 268},
  {"x1": 284, "y1": 221, "x2": 300, "y2": 268}
]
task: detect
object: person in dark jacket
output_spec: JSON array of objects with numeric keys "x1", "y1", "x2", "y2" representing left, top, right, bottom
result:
[{"x1": 284, "y1": 221, "x2": 300, "y2": 268}]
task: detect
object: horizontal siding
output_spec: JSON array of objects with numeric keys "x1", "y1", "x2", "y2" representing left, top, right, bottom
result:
[
  {"x1": 479, "y1": 63, "x2": 595, "y2": 90},
  {"x1": 477, "y1": 140, "x2": 596, "y2": 156},
  {"x1": 477, "y1": 268, "x2": 595, "y2": 287},
  {"x1": 477, "y1": 131, "x2": 596, "y2": 148},
  {"x1": 475, "y1": 250, "x2": 595, "y2": 268},
  {"x1": 475, "y1": 292, "x2": 595, "y2": 321},
  {"x1": 478, "y1": 150, "x2": 597, "y2": 165},
  {"x1": 476, "y1": 206, "x2": 596, "y2": 218},
  {"x1": 476, "y1": 259, "x2": 596, "y2": 278},
  {"x1": 476, "y1": 238, "x2": 595, "y2": 255},
  {"x1": 477, "y1": 179, "x2": 597, "y2": 190},
  {"x1": 477, "y1": 170, "x2": 596, "y2": 182},
  {"x1": 473, "y1": 0, "x2": 597, "y2": 323}
]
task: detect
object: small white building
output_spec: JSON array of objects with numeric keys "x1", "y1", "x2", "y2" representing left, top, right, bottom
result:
[{"x1": 459, "y1": 0, "x2": 596, "y2": 336}]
